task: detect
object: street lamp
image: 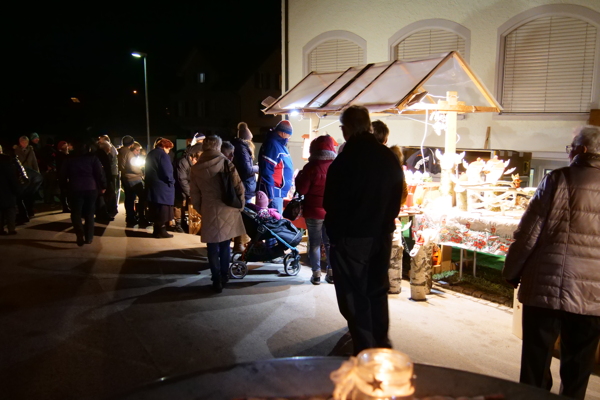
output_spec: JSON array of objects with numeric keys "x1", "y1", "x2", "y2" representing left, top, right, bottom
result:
[{"x1": 131, "y1": 51, "x2": 150, "y2": 151}]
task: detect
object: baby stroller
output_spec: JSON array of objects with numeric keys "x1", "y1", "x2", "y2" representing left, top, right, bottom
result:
[{"x1": 230, "y1": 207, "x2": 303, "y2": 279}]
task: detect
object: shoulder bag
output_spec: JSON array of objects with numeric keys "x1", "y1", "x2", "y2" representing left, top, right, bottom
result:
[
  {"x1": 282, "y1": 192, "x2": 304, "y2": 221},
  {"x1": 220, "y1": 160, "x2": 243, "y2": 208}
]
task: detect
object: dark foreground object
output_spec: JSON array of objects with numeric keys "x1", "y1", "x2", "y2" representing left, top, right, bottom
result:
[{"x1": 116, "y1": 356, "x2": 568, "y2": 400}]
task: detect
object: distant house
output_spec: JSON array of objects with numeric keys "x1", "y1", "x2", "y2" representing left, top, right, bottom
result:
[{"x1": 171, "y1": 47, "x2": 282, "y2": 143}]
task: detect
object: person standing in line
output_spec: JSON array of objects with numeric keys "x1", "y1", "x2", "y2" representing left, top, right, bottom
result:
[
  {"x1": 372, "y1": 121, "x2": 409, "y2": 295},
  {"x1": 0, "y1": 145, "x2": 20, "y2": 235},
  {"x1": 60, "y1": 142, "x2": 106, "y2": 246},
  {"x1": 174, "y1": 141, "x2": 203, "y2": 234},
  {"x1": 324, "y1": 105, "x2": 404, "y2": 356},
  {"x1": 190, "y1": 135, "x2": 245, "y2": 293},
  {"x1": 503, "y1": 125, "x2": 600, "y2": 400},
  {"x1": 117, "y1": 135, "x2": 135, "y2": 208},
  {"x1": 55, "y1": 141, "x2": 70, "y2": 213},
  {"x1": 145, "y1": 139, "x2": 176, "y2": 238},
  {"x1": 13, "y1": 136, "x2": 42, "y2": 223},
  {"x1": 122, "y1": 141, "x2": 148, "y2": 227},
  {"x1": 231, "y1": 122, "x2": 257, "y2": 253},
  {"x1": 258, "y1": 120, "x2": 294, "y2": 214},
  {"x1": 295, "y1": 134, "x2": 337, "y2": 285},
  {"x1": 98, "y1": 135, "x2": 119, "y2": 217}
]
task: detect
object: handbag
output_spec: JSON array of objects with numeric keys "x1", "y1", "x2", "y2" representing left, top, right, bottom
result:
[
  {"x1": 282, "y1": 192, "x2": 303, "y2": 221},
  {"x1": 220, "y1": 160, "x2": 243, "y2": 208}
]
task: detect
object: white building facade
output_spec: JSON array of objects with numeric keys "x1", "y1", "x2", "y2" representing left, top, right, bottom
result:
[{"x1": 281, "y1": 0, "x2": 600, "y2": 168}]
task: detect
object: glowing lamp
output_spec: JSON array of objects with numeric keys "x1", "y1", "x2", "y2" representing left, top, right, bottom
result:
[{"x1": 331, "y1": 348, "x2": 414, "y2": 400}]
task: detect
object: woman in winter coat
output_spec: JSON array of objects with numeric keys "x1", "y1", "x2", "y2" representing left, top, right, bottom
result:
[
  {"x1": 231, "y1": 122, "x2": 257, "y2": 252},
  {"x1": 295, "y1": 134, "x2": 337, "y2": 285},
  {"x1": 145, "y1": 138, "x2": 176, "y2": 238},
  {"x1": 60, "y1": 142, "x2": 106, "y2": 246},
  {"x1": 231, "y1": 122, "x2": 257, "y2": 202},
  {"x1": 190, "y1": 135, "x2": 245, "y2": 293}
]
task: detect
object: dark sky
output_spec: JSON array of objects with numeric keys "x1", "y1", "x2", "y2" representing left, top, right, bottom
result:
[{"x1": 1, "y1": 1, "x2": 281, "y2": 144}]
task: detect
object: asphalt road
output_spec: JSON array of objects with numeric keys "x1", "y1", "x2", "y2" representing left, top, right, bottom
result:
[{"x1": 1, "y1": 205, "x2": 599, "y2": 399}]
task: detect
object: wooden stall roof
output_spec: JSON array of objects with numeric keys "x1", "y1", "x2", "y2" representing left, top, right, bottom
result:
[{"x1": 263, "y1": 52, "x2": 502, "y2": 116}]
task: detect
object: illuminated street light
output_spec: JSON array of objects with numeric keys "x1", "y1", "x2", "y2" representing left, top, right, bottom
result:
[{"x1": 131, "y1": 51, "x2": 150, "y2": 151}]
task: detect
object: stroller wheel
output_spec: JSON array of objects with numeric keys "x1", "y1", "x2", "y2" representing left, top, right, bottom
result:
[
  {"x1": 283, "y1": 253, "x2": 301, "y2": 276},
  {"x1": 230, "y1": 261, "x2": 248, "y2": 279}
]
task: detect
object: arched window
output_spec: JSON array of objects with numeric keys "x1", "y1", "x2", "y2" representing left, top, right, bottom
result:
[
  {"x1": 395, "y1": 29, "x2": 466, "y2": 61},
  {"x1": 308, "y1": 39, "x2": 364, "y2": 73},
  {"x1": 389, "y1": 19, "x2": 470, "y2": 62},
  {"x1": 497, "y1": 5, "x2": 600, "y2": 114},
  {"x1": 303, "y1": 31, "x2": 366, "y2": 75}
]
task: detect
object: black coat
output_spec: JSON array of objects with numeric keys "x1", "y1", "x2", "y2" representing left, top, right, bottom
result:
[
  {"x1": 231, "y1": 138, "x2": 256, "y2": 201},
  {"x1": 0, "y1": 154, "x2": 20, "y2": 208},
  {"x1": 60, "y1": 153, "x2": 106, "y2": 193},
  {"x1": 324, "y1": 132, "x2": 404, "y2": 242}
]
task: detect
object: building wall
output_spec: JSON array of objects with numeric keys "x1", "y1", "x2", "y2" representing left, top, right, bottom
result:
[
  {"x1": 283, "y1": 0, "x2": 600, "y2": 165},
  {"x1": 238, "y1": 50, "x2": 282, "y2": 139}
]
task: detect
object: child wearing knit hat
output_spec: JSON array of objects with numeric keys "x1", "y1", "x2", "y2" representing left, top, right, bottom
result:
[{"x1": 253, "y1": 191, "x2": 281, "y2": 221}]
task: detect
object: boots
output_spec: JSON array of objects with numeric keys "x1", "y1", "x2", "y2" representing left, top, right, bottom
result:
[
  {"x1": 325, "y1": 268, "x2": 334, "y2": 284},
  {"x1": 153, "y1": 225, "x2": 173, "y2": 238},
  {"x1": 160, "y1": 225, "x2": 173, "y2": 238},
  {"x1": 310, "y1": 270, "x2": 321, "y2": 285},
  {"x1": 211, "y1": 279, "x2": 223, "y2": 293},
  {"x1": 173, "y1": 219, "x2": 185, "y2": 233}
]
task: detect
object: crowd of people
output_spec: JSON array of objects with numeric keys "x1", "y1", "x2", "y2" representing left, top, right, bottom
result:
[{"x1": 3, "y1": 111, "x2": 600, "y2": 399}]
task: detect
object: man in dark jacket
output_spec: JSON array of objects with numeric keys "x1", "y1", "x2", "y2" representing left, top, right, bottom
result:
[
  {"x1": 324, "y1": 105, "x2": 404, "y2": 356},
  {"x1": 503, "y1": 125, "x2": 600, "y2": 400}
]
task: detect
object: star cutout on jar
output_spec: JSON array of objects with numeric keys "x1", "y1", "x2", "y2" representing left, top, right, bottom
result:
[{"x1": 368, "y1": 376, "x2": 383, "y2": 392}]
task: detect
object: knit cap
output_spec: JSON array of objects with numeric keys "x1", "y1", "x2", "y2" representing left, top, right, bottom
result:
[
  {"x1": 191, "y1": 132, "x2": 205, "y2": 146},
  {"x1": 255, "y1": 191, "x2": 269, "y2": 209},
  {"x1": 237, "y1": 122, "x2": 253, "y2": 140},
  {"x1": 274, "y1": 120, "x2": 293, "y2": 135},
  {"x1": 30, "y1": 132, "x2": 40, "y2": 140}
]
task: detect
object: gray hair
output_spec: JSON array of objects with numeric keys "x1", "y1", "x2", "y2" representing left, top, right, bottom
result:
[
  {"x1": 573, "y1": 125, "x2": 600, "y2": 154},
  {"x1": 221, "y1": 141, "x2": 234, "y2": 157},
  {"x1": 202, "y1": 135, "x2": 222, "y2": 152},
  {"x1": 340, "y1": 105, "x2": 371, "y2": 138}
]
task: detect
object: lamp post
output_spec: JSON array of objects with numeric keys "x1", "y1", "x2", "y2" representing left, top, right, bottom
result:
[{"x1": 131, "y1": 52, "x2": 150, "y2": 152}]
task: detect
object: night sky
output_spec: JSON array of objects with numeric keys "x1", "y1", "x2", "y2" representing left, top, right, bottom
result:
[{"x1": 1, "y1": 1, "x2": 281, "y2": 147}]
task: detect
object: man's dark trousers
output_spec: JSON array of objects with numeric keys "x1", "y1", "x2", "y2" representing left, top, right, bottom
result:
[
  {"x1": 521, "y1": 305, "x2": 600, "y2": 399},
  {"x1": 330, "y1": 233, "x2": 393, "y2": 355}
]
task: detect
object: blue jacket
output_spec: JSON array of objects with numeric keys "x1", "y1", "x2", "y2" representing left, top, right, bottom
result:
[
  {"x1": 258, "y1": 131, "x2": 293, "y2": 200},
  {"x1": 145, "y1": 148, "x2": 175, "y2": 205}
]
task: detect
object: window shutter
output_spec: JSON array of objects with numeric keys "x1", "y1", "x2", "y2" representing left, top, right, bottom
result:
[
  {"x1": 502, "y1": 16, "x2": 597, "y2": 113},
  {"x1": 309, "y1": 39, "x2": 364, "y2": 73},
  {"x1": 395, "y1": 29, "x2": 466, "y2": 61}
]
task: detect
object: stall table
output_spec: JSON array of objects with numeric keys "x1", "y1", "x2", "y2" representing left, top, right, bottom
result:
[{"x1": 412, "y1": 209, "x2": 522, "y2": 277}]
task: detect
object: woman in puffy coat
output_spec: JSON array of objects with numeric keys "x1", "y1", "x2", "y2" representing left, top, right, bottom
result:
[
  {"x1": 145, "y1": 138, "x2": 176, "y2": 239},
  {"x1": 295, "y1": 135, "x2": 336, "y2": 285},
  {"x1": 190, "y1": 135, "x2": 245, "y2": 293}
]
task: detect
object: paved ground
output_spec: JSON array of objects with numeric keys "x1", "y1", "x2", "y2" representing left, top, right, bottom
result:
[{"x1": 1, "y1": 205, "x2": 599, "y2": 399}]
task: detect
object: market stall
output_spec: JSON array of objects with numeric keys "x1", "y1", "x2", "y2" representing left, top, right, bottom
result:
[{"x1": 262, "y1": 51, "x2": 524, "y2": 300}]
